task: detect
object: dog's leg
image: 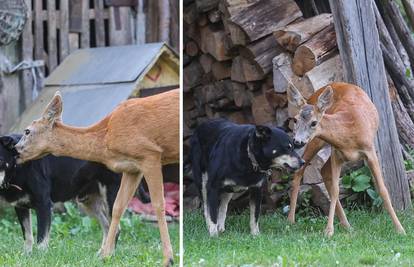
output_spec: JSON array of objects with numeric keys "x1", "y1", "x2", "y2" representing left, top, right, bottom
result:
[
  {"x1": 249, "y1": 187, "x2": 262, "y2": 235},
  {"x1": 77, "y1": 195, "x2": 110, "y2": 253},
  {"x1": 288, "y1": 138, "x2": 325, "y2": 224},
  {"x1": 15, "y1": 207, "x2": 33, "y2": 253},
  {"x1": 201, "y1": 172, "x2": 218, "y2": 236},
  {"x1": 217, "y1": 192, "x2": 233, "y2": 233},
  {"x1": 35, "y1": 202, "x2": 52, "y2": 250},
  {"x1": 321, "y1": 157, "x2": 350, "y2": 229},
  {"x1": 365, "y1": 149, "x2": 405, "y2": 234},
  {"x1": 142, "y1": 159, "x2": 174, "y2": 267},
  {"x1": 100, "y1": 172, "x2": 142, "y2": 257},
  {"x1": 324, "y1": 150, "x2": 343, "y2": 237},
  {"x1": 206, "y1": 186, "x2": 219, "y2": 237}
]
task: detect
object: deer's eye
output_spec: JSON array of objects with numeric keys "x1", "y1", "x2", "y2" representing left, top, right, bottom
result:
[
  {"x1": 310, "y1": 121, "x2": 317, "y2": 127},
  {"x1": 292, "y1": 118, "x2": 297, "y2": 124},
  {"x1": 24, "y1": 129, "x2": 30, "y2": 135}
]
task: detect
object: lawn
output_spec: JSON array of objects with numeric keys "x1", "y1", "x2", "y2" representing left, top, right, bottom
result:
[
  {"x1": 0, "y1": 203, "x2": 179, "y2": 267},
  {"x1": 184, "y1": 209, "x2": 414, "y2": 266}
]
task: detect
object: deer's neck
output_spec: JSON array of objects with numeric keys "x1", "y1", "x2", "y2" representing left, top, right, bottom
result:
[
  {"x1": 317, "y1": 113, "x2": 349, "y2": 148},
  {"x1": 48, "y1": 122, "x2": 108, "y2": 163}
]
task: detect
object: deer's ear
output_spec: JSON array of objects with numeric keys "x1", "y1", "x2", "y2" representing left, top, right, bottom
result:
[
  {"x1": 42, "y1": 92, "x2": 63, "y2": 123},
  {"x1": 317, "y1": 86, "x2": 334, "y2": 113},
  {"x1": 287, "y1": 84, "x2": 306, "y2": 109}
]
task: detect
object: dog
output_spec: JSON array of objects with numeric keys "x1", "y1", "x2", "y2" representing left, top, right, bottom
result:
[
  {"x1": 190, "y1": 119, "x2": 304, "y2": 236},
  {"x1": 0, "y1": 134, "x2": 124, "y2": 252}
]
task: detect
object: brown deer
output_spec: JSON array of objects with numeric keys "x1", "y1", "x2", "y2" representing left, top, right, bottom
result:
[
  {"x1": 286, "y1": 82, "x2": 405, "y2": 237},
  {"x1": 15, "y1": 89, "x2": 179, "y2": 266}
]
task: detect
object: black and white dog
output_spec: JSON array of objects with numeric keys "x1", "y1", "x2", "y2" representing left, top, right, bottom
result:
[
  {"x1": 0, "y1": 134, "x2": 122, "y2": 252},
  {"x1": 190, "y1": 119, "x2": 304, "y2": 236}
]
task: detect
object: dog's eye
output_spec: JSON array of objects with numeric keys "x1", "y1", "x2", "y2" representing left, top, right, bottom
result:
[
  {"x1": 272, "y1": 149, "x2": 277, "y2": 154},
  {"x1": 310, "y1": 121, "x2": 317, "y2": 127},
  {"x1": 24, "y1": 129, "x2": 30, "y2": 135}
]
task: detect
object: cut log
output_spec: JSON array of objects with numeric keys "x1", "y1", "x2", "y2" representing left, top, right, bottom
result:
[
  {"x1": 212, "y1": 60, "x2": 232, "y2": 80},
  {"x1": 274, "y1": 13, "x2": 333, "y2": 52},
  {"x1": 199, "y1": 53, "x2": 215, "y2": 73},
  {"x1": 185, "y1": 40, "x2": 199, "y2": 57},
  {"x1": 292, "y1": 23, "x2": 337, "y2": 76},
  {"x1": 251, "y1": 93, "x2": 275, "y2": 125},
  {"x1": 240, "y1": 35, "x2": 283, "y2": 76},
  {"x1": 200, "y1": 26, "x2": 231, "y2": 61},
  {"x1": 232, "y1": 82, "x2": 253, "y2": 107},
  {"x1": 183, "y1": 3, "x2": 197, "y2": 24},
  {"x1": 229, "y1": 0, "x2": 302, "y2": 42},
  {"x1": 208, "y1": 9, "x2": 222, "y2": 23},
  {"x1": 183, "y1": 60, "x2": 204, "y2": 92},
  {"x1": 231, "y1": 56, "x2": 265, "y2": 82},
  {"x1": 264, "y1": 90, "x2": 288, "y2": 109},
  {"x1": 195, "y1": 0, "x2": 219, "y2": 12}
]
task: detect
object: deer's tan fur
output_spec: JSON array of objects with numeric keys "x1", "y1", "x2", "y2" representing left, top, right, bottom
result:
[
  {"x1": 16, "y1": 89, "x2": 179, "y2": 266},
  {"x1": 286, "y1": 82, "x2": 405, "y2": 237}
]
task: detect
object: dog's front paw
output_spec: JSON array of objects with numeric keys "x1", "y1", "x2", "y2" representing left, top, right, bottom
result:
[
  {"x1": 217, "y1": 223, "x2": 225, "y2": 233},
  {"x1": 23, "y1": 244, "x2": 33, "y2": 254},
  {"x1": 250, "y1": 226, "x2": 260, "y2": 236}
]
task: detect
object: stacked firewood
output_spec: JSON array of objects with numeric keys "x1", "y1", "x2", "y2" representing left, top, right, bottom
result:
[{"x1": 183, "y1": 0, "x2": 341, "y2": 157}]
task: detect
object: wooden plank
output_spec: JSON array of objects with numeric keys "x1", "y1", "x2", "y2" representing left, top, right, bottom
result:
[
  {"x1": 329, "y1": 0, "x2": 411, "y2": 210},
  {"x1": 34, "y1": 0, "x2": 43, "y2": 62},
  {"x1": 47, "y1": 0, "x2": 58, "y2": 71},
  {"x1": 109, "y1": 7, "x2": 133, "y2": 45},
  {"x1": 59, "y1": 0, "x2": 70, "y2": 62},
  {"x1": 81, "y1": 0, "x2": 90, "y2": 48},
  {"x1": 21, "y1": 0, "x2": 34, "y2": 109},
  {"x1": 94, "y1": 0, "x2": 106, "y2": 47}
]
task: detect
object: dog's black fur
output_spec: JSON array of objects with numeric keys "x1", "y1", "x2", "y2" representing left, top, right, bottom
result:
[
  {"x1": 0, "y1": 134, "x2": 124, "y2": 252},
  {"x1": 190, "y1": 119, "x2": 304, "y2": 236}
]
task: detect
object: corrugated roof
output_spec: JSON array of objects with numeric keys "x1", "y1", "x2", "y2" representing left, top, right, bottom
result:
[{"x1": 45, "y1": 43, "x2": 166, "y2": 86}]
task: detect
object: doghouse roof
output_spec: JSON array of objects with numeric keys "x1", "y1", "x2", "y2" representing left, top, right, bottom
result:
[{"x1": 10, "y1": 43, "x2": 178, "y2": 132}]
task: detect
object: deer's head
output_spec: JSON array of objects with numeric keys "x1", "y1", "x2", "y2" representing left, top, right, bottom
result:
[
  {"x1": 287, "y1": 85, "x2": 333, "y2": 148},
  {"x1": 15, "y1": 92, "x2": 63, "y2": 163}
]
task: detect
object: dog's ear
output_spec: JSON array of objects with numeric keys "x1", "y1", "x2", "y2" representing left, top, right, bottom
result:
[
  {"x1": 255, "y1": 125, "x2": 272, "y2": 141},
  {"x1": 0, "y1": 136, "x2": 19, "y2": 151}
]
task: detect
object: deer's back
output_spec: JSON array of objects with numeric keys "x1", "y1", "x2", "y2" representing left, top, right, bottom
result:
[{"x1": 104, "y1": 89, "x2": 179, "y2": 164}]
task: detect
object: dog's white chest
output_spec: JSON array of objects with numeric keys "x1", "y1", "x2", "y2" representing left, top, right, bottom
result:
[{"x1": 10, "y1": 194, "x2": 30, "y2": 207}]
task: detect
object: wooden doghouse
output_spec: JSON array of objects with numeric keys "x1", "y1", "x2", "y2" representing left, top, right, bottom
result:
[{"x1": 12, "y1": 42, "x2": 178, "y2": 130}]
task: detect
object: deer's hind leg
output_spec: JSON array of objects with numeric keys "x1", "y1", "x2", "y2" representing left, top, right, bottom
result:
[
  {"x1": 141, "y1": 156, "x2": 173, "y2": 267},
  {"x1": 364, "y1": 149, "x2": 405, "y2": 234}
]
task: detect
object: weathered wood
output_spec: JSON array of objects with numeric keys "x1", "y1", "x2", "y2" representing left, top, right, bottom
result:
[
  {"x1": 292, "y1": 23, "x2": 337, "y2": 76},
  {"x1": 240, "y1": 34, "x2": 283, "y2": 76},
  {"x1": 401, "y1": 0, "x2": 414, "y2": 36},
  {"x1": 229, "y1": 0, "x2": 302, "y2": 42},
  {"x1": 184, "y1": 60, "x2": 205, "y2": 92},
  {"x1": 158, "y1": 0, "x2": 170, "y2": 43},
  {"x1": 109, "y1": 7, "x2": 132, "y2": 46},
  {"x1": 251, "y1": 92, "x2": 275, "y2": 125},
  {"x1": 59, "y1": 0, "x2": 70, "y2": 62},
  {"x1": 208, "y1": 9, "x2": 221, "y2": 23},
  {"x1": 231, "y1": 56, "x2": 264, "y2": 82},
  {"x1": 47, "y1": 0, "x2": 58, "y2": 71},
  {"x1": 211, "y1": 60, "x2": 232, "y2": 80},
  {"x1": 184, "y1": 3, "x2": 197, "y2": 24},
  {"x1": 94, "y1": 0, "x2": 106, "y2": 47},
  {"x1": 198, "y1": 53, "x2": 215, "y2": 73},
  {"x1": 330, "y1": 0, "x2": 411, "y2": 210},
  {"x1": 274, "y1": 13, "x2": 333, "y2": 52},
  {"x1": 200, "y1": 26, "x2": 231, "y2": 61},
  {"x1": 185, "y1": 40, "x2": 199, "y2": 57},
  {"x1": 80, "y1": 0, "x2": 90, "y2": 48},
  {"x1": 34, "y1": 0, "x2": 43, "y2": 62},
  {"x1": 21, "y1": 0, "x2": 34, "y2": 109},
  {"x1": 195, "y1": 0, "x2": 219, "y2": 12},
  {"x1": 385, "y1": 0, "x2": 414, "y2": 70},
  {"x1": 232, "y1": 82, "x2": 253, "y2": 107}
]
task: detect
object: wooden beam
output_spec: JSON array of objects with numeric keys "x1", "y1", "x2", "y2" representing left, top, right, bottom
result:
[{"x1": 329, "y1": 0, "x2": 411, "y2": 210}]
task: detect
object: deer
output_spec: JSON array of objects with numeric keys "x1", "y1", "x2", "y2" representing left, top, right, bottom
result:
[
  {"x1": 14, "y1": 89, "x2": 179, "y2": 267},
  {"x1": 286, "y1": 82, "x2": 405, "y2": 237}
]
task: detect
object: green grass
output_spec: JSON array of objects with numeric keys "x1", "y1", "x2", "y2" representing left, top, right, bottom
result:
[
  {"x1": 184, "y1": 209, "x2": 414, "y2": 266},
  {"x1": 0, "y1": 204, "x2": 179, "y2": 266}
]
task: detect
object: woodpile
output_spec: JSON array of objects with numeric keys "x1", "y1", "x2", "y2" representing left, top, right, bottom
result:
[
  {"x1": 183, "y1": 0, "x2": 414, "y2": 212},
  {"x1": 183, "y1": 0, "x2": 343, "y2": 151}
]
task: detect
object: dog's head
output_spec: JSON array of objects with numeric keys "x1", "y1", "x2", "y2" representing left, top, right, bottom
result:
[
  {"x1": 252, "y1": 126, "x2": 304, "y2": 172},
  {"x1": 0, "y1": 135, "x2": 20, "y2": 186}
]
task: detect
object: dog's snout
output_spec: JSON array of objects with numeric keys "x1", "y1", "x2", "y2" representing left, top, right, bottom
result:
[
  {"x1": 298, "y1": 158, "x2": 305, "y2": 167},
  {"x1": 293, "y1": 139, "x2": 306, "y2": 148}
]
